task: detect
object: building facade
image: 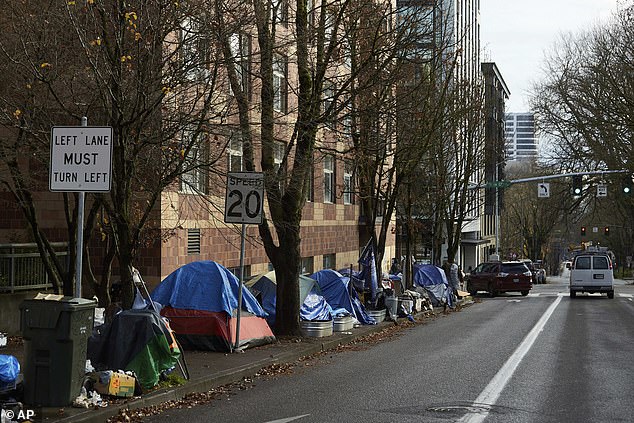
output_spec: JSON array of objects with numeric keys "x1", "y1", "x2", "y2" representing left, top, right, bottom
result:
[
  {"x1": 0, "y1": 1, "x2": 397, "y2": 301},
  {"x1": 504, "y1": 112, "x2": 538, "y2": 161},
  {"x1": 480, "y1": 62, "x2": 510, "y2": 263}
]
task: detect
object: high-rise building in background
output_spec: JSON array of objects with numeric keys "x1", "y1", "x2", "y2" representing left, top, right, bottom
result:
[{"x1": 504, "y1": 112, "x2": 538, "y2": 161}]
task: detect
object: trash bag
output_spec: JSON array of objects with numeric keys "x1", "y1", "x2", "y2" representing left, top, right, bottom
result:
[{"x1": 0, "y1": 355, "x2": 20, "y2": 383}]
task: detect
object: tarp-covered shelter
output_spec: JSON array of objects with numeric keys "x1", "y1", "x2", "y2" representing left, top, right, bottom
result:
[
  {"x1": 151, "y1": 261, "x2": 275, "y2": 352},
  {"x1": 310, "y1": 269, "x2": 376, "y2": 325},
  {"x1": 87, "y1": 309, "x2": 180, "y2": 389},
  {"x1": 412, "y1": 264, "x2": 454, "y2": 308},
  {"x1": 245, "y1": 271, "x2": 332, "y2": 326}
]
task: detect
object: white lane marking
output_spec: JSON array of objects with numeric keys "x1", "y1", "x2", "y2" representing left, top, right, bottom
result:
[
  {"x1": 264, "y1": 415, "x2": 310, "y2": 423},
  {"x1": 527, "y1": 293, "x2": 540, "y2": 297},
  {"x1": 458, "y1": 295, "x2": 563, "y2": 423},
  {"x1": 619, "y1": 293, "x2": 633, "y2": 298}
]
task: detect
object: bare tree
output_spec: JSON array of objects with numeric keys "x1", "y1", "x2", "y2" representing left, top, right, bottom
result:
[
  {"x1": 531, "y1": 3, "x2": 634, "y2": 265},
  {"x1": 0, "y1": 1, "x2": 234, "y2": 306}
]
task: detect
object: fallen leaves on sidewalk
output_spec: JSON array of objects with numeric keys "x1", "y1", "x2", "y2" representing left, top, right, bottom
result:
[{"x1": 107, "y1": 306, "x2": 468, "y2": 422}]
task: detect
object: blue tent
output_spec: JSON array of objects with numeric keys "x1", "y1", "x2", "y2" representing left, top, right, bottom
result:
[
  {"x1": 338, "y1": 268, "x2": 365, "y2": 292},
  {"x1": 150, "y1": 261, "x2": 275, "y2": 352},
  {"x1": 412, "y1": 264, "x2": 454, "y2": 308},
  {"x1": 310, "y1": 269, "x2": 376, "y2": 325},
  {"x1": 152, "y1": 261, "x2": 265, "y2": 316},
  {"x1": 245, "y1": 271, "x2": 332, "y2": 325}
]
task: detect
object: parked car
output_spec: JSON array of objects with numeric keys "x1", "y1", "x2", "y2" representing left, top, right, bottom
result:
[
  {"x1": 569, "y1": 251, "x2": 614, "y2": 298},
  {"x1": 521, "y1": 259, "x2": 540, "y2": 285},
  {"x1": 466, "y1": 261, "x2": 533, "y2": 297}
]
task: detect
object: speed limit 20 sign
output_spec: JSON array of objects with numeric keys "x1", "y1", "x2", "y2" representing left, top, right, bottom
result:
[{"x1": 224, "y1": 172, "x2": 265, "y2": 224}]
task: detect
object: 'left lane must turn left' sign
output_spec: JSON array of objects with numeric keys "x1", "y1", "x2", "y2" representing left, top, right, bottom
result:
[{"x1": 50, "y1": 126, "x2": 113, "y2": 192}]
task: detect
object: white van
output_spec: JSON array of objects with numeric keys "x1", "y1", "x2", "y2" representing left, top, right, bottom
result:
[{"x1": 569, "y1": 252, "x2": 614, "y2": 298}]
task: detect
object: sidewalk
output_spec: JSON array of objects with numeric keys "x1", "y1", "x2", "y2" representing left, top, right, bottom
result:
[{"x1": 2, "y1": 303, "x2": 470, "y2": 423}]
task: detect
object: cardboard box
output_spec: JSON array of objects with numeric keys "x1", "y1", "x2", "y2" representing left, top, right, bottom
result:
[{"x1": 94, "y1": 372, "x2": 136, "y2": 397}]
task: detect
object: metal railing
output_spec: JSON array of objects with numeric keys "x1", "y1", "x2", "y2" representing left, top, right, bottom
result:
[{"x1": 0, "y1": 243, "x2": 68, "y2": 293}]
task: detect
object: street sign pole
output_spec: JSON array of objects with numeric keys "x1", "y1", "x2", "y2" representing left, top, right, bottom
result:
[
  {"x1": 51, "y1": 120, "x2": 113, "y2": 298},
  {"x1": 75, "y1": 117, "x2": 87, "y2": 298},
  {"x1": 224, "y1": 172, "x2": 264, "y2": 351},
  {"x1": 235, "y1": 223, "x2": 247, "y2": 351}
]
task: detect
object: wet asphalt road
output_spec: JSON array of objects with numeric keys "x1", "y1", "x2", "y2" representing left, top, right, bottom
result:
[{"x1": 146, "y1": 277, "x2": 634, "y2": 423}]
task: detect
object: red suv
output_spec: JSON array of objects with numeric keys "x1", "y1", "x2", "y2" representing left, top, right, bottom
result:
[{"x1": 466, "y1": 261, "x2": 533, "y2": 297}]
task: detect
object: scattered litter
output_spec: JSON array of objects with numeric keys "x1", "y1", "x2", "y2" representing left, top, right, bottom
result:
[
  {"x1": 88, "y1": 370, "x2": 137, "y2": 398},
  {"x1": 73, "y1": 387, "x2": 107, "y2": 408}
]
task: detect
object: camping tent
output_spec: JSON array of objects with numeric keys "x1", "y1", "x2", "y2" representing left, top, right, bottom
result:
[
  {"x1": 87, "y1": 309, "x2": 180, "y2": 389},
  {"x1": 150, "y1": 261, "x2": 275, "y2": 352},
  {"x1": 412, "y1": 264, "x2": 454, "y2": 308},
  {"x1": 310, "y1": 269, "x2": 376, "y2": 325},
  {"x1": 245, "y1": 271, "x2": 332, "y2": 326}
]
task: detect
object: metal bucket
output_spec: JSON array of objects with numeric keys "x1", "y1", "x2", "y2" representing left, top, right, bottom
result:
[
  {"x1": 333, "y1": 316, "x2": 355, "y2": 332},
  {"x1": 300, "y1": 320, "x2": 333, "y2": 337},
  {"x1": 385, "y1": 297, "x2": 398, "y2": 317},
  {"x1": 366, "y1": 308, "x2": 386, "y2": 323}
]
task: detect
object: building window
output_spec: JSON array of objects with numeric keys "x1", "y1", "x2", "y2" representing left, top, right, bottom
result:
[
  {"x1": 301, "y1": 257, "x2": 314, "y2": 275},
  {"x1": 305, "y1": 164, "x2": 314, "y2": 202},
  {"x1": 272, "y1": 0, "x2": 288, "y2": 25},
  {"x1": 343, "y1": 161, "x2": 354, "y2": 205},
  {"x1": 322, "y1": 82, "x2": 336, "y2": 129},
  {"x1": 307, "y1": 0, "x2": 316, "y2": 27},
  {"x1": 324, "y1": 154, "x2": 335, "y2": 203},
  {"x1": 228, "y1": 138, "x2": 243, "y2": 172},
  {"x1": 180, "y1": 17, "x2": 211, "y2": 80},
  {"x1": 342, "y1": 104, "x2": 353, "y2": 136},
  {"x1": 229, "y1": 33, "x2": 251, "y2": 98},
  {"x1": 227, "y1": 265, "x2": 251, "y2": 280},
  {"x1": 273, "y1": 54, "x2": 288, "y2": 113},
  {"x1": 274, "y1": 141, "x2": 286, "y2": 193},
  {"x1": 322, "y1": 254, "x2": 336, "y2": 270},
  {"x1": 187, "y1": 229, "x2": 201, "y2": 255},
  {"x1": 180, "y1": 130, "x2": 208, "y2": 194}
]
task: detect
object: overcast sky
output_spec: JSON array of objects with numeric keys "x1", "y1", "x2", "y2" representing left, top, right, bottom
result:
[{"x1": 480, "y1": 0, "x2": 621, "y2": 113}]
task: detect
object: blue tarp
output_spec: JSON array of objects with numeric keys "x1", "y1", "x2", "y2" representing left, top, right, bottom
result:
[
  {"x1": 0, "y1": 355, "x2": 19, "y2": 383},
  {"x1": 246, "y1": 272, "x2": 332, "y2": 324},
  {"x1": 151, "y1": 261, "x2": 267, "y2": 317},
  {"x1": 358, "y1": 241, "x2": 378, "y2": 301},
  {"x1": 300, "y1": 290, "x2": 333, "y2": 321},
  {"x1": 338, "y1": 268, "x2": 365, "y2": 292},
  {"x1": 412, "y1": 264, "x2": 454, "y2": 308},
  {"x1": 310, "y1": 269, "x2": 376, "y2": 325}
]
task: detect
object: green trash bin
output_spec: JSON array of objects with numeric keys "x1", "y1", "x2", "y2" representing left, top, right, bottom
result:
[{"x1": 20, "y1": 296, "x2": 96, "y2": 407}]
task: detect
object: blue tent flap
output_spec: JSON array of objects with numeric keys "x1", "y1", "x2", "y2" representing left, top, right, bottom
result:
[
  {"x1": 412, "y1": 264, "x2": 454, "y2": 308},
  {"x1": 246, "y1": 272, "x2": 331, "y2": 325},
  {"x1": 310, "y1": 270, "x2": 376, "y2": 325},
  {"x1": 151, "y1": 261, "x2": 266, "y2": 317}
]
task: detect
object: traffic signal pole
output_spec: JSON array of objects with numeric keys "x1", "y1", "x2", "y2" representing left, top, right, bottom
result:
[{"x1": 506, "y1": 169, "x2": 629, "y2": 185}]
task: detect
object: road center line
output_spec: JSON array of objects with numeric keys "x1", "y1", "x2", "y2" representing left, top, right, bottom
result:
[
  {"x1": 458, "y1": 295, "x2": 562, "y2": 423},
  {"x1": 264, "y1": 415, "x2": 310, "y2": 423}
]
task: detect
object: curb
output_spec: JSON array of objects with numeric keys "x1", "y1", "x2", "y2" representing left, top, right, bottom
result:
[{"x1": 48, "y1": 324, "x2": 389, "y2": 423}]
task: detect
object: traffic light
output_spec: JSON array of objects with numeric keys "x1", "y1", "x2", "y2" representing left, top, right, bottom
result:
[
  {"x1": 622, "y1": 176, "x2": 632, "y2": 195},
  {"x1": 581, "y1": 226, "x2": 586, "y2": 237},
  {"x1": 572, "y1": 175, "x2": 583, "y2": 196},
  {"x1": 604, "y1": 226, "x2": 610, "y2": 236}
]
